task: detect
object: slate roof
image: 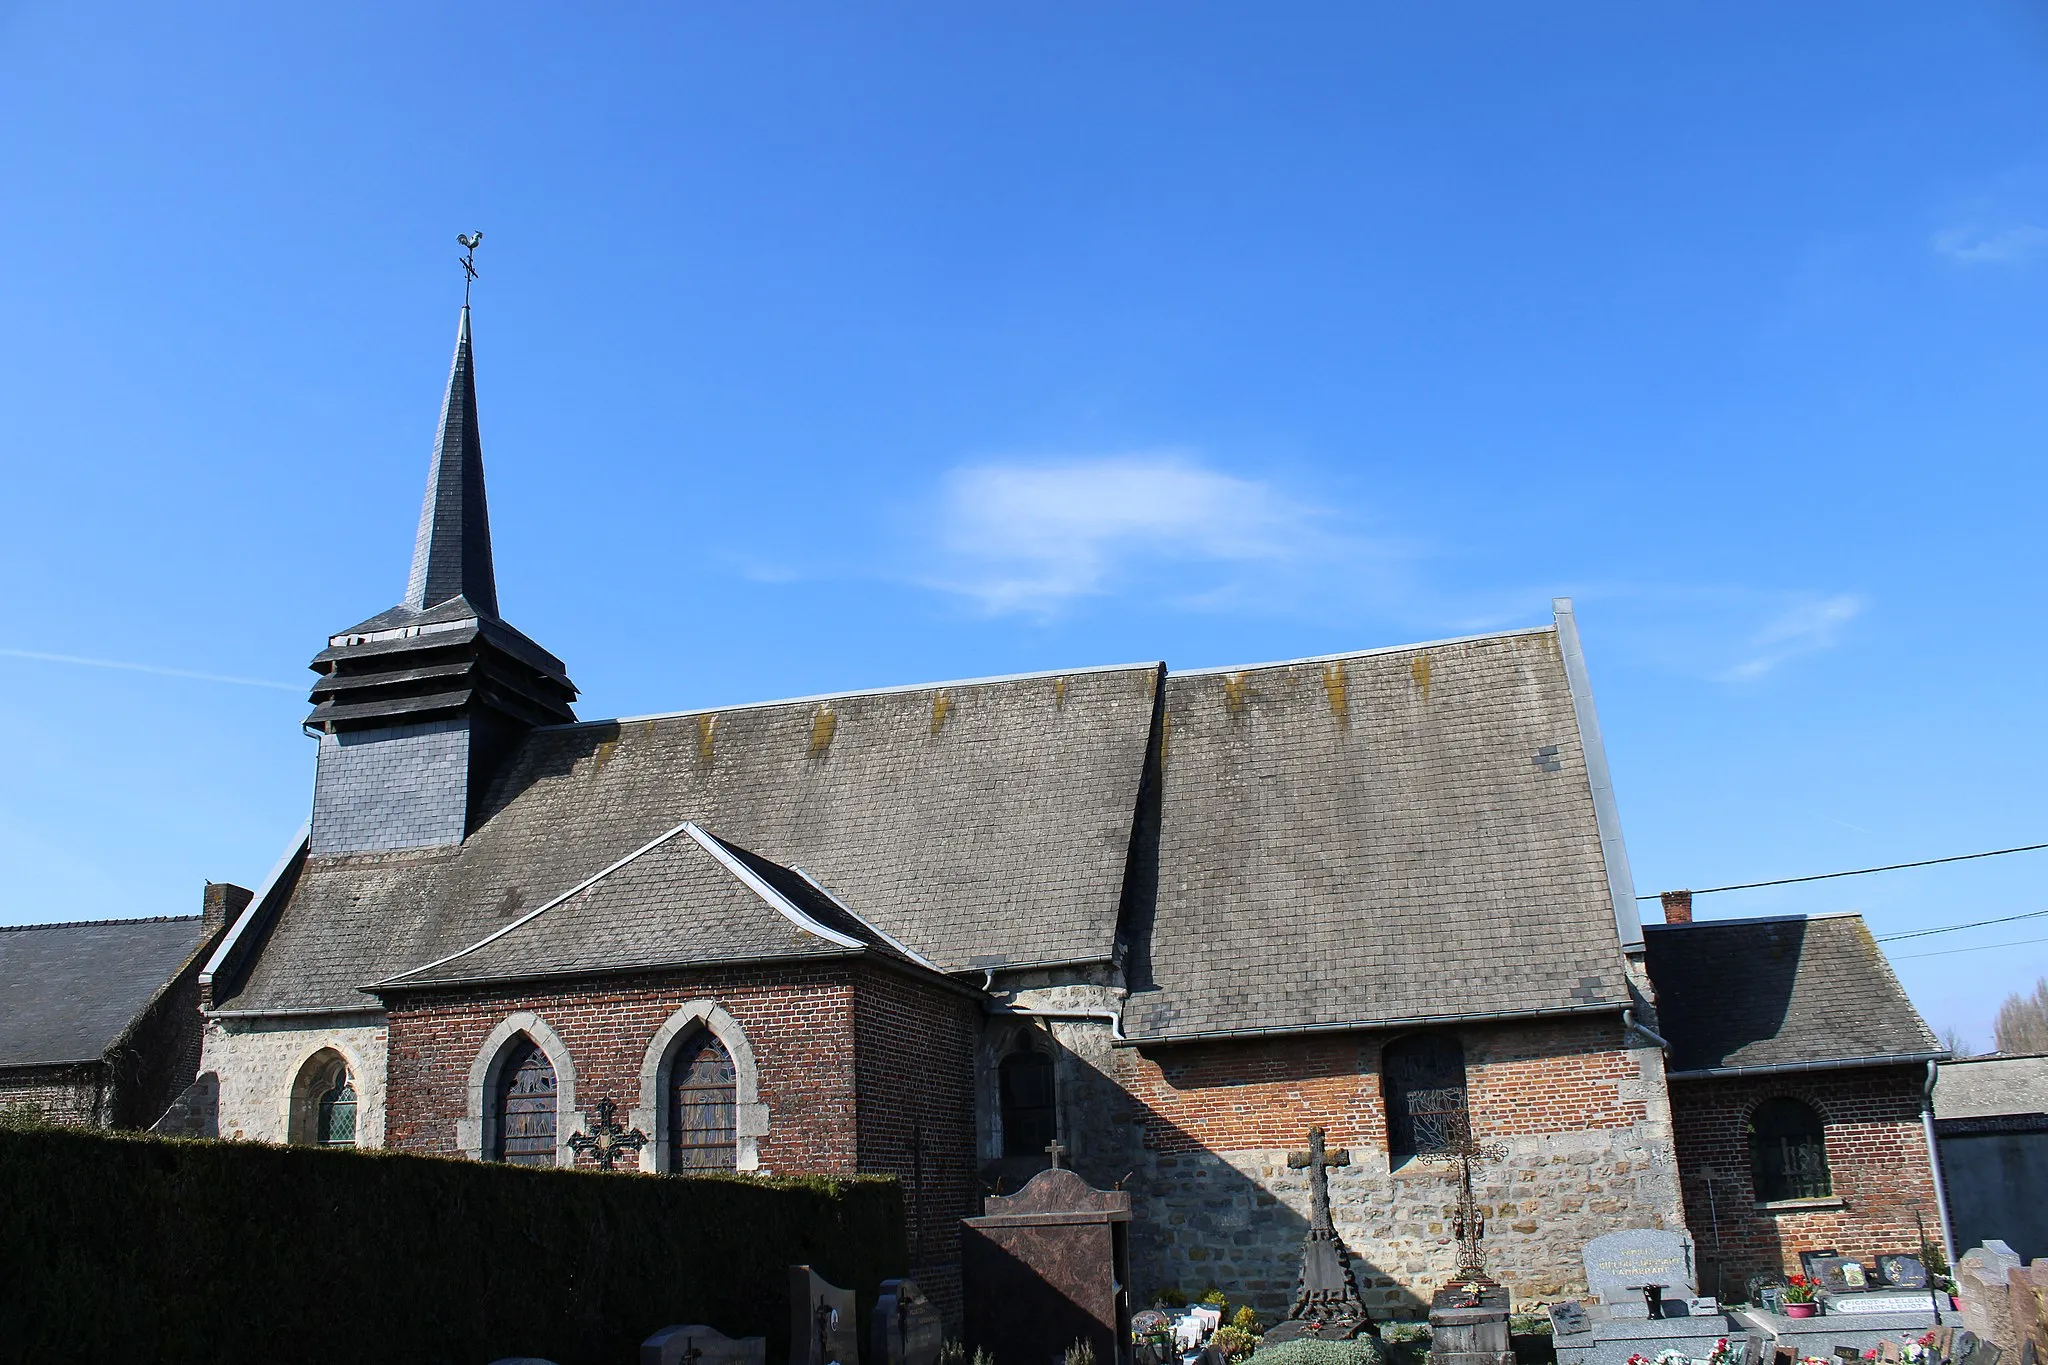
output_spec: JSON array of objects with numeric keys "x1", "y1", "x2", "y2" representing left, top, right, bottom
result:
[
  {"x1": 0, "y1": 916, "x2": 207, "y2": 1066},
  {"x1": 1642, "y1": 912, "x2": 1942, "y2": 1074},
  {"x1": 374, "y1": 823, "x2": 922, "y2": 990},
  {"x1": 1935, "y1": 1054, "x2": 2048, "y2": 1120},
  {"x1": 1123, "y1": 626, "x2": 1634, "y2": 1042},
  {"x1": 214, "y1": 663, "x2": 1161, "y2": 1013},
  {"x1": 405, "y1": 305, "x2": 497, "y2": 617}
]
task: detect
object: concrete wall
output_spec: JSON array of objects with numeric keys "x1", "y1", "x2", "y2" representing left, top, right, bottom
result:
[
  {"x1": 1939, "y1": 1126, "x2": 2048, "y2": 1262},
  {"x1": 202, "y1": 1013, "x2": 389, "y2": 1146}
]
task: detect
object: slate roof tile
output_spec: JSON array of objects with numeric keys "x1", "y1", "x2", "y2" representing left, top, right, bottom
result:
[{"x1": 0, "y1": 916, "x2": 207, "y2": 1065}]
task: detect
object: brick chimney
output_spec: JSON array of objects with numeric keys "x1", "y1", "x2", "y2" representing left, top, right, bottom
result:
[
  {"x1": 202, "y1": 881, "x2": 254, "y2": 938},
  {"x1": 1660, "y1": 889, "x2": 1694, "y2": 925}
]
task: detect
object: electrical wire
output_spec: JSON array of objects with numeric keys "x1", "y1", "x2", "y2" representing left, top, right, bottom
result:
[
  {"x1": 1894, "y1": 934, "x2": 2048, "y2": 961},
  {"x1": 1636, "y1": 841, "x2": 2048, "y2": 900},
  {"x1": 1876, "y1": 907, "x2": 2048, "y2": 943}
]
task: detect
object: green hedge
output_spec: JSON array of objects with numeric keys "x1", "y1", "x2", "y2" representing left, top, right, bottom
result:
[{"x1": 0, "y1": 1126, "x2": 906, "y2": 1365}]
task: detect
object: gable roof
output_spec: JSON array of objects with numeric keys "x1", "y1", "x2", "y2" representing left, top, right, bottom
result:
[
  {"x1": 1123, "y1": 625, "x2": 1635, "y2": 1042},
  {"x1": 1642, "y1": 912, "x2": 1942, "y2": 1074},
  {"x1": 372, "y1": 823, "x2": 923, "y2": 991},
  {"x1": 0, "y1": 916, "x2": 208, "y2": 1066},
  {"x1": 214, "y1": 662, "x2": 1161, "y2": 1013},
  {"x1": 1935, "y1": 1053, "x2": 2048, "y2": 1120}
]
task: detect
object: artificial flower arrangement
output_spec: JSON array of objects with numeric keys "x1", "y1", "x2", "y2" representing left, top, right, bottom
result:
[{"x1": 1779, "y1": 1275, "x2": 1818, "y2": 1304}]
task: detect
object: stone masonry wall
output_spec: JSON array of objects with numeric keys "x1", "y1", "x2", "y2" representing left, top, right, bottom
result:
[
  {"x1": 1669, "y1": 1066, "x2": 1940, "y2": 1295},
  {"x1": 1105, "y1": 1016, "x2": 1684, "y2": 1317},
  {"x1": 203, "y1": 1013, "x2": 390, "y2": 1146}
]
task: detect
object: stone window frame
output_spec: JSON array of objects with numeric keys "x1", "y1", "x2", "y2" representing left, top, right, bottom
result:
[
  {"x1": 1742, "y1": 1091, "x2": 1836, "y2": 1206},
  {"x1": 631, "y1": 1000, "x2": 768, "y2": 1174},
  {"x1": 457, "y1": 1011, "x2": 583, "y2": 1168},
  {"x1": 981, "y1": 1018, "x2": 1061, "y2": 1162},
  {"x1": 284, "y1": 1043, "x2": 365, "y2": 1147}
]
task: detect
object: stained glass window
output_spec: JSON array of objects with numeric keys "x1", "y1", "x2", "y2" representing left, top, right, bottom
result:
[
  {"x1": 316, "y1": 1066, "x2": 357, "y2": 1148},
  {"x1": 999, "y1": 1048, "x2": 1057, "y2": 1158},
  {"x1": 1383, "y1": 1033, "x2": 1469, "y2": 1161},
  {"x1": 494, "y1": 1038, "x2": 558, "y2": 1166},
  {"x1": 1749, "y1": 1097, "x2": 1831, "y2": 1201},
  {"x1": 667, "y1": 1031, "x2": 737, "y2": 1172}
]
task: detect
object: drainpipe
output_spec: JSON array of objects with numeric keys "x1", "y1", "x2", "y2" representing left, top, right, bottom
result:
[
  {"x1": 1921, "y1": 1060, "x2": 1956, "y2": 1266},
  {"x1": 1623, "y1": 1008, "x2": 1671, "y2": 1051},
  {"x1": 989, "y1": 1005, "x2": 1127, "y2": 1042}
]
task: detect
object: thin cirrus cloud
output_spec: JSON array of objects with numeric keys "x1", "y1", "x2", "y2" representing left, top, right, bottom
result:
[
  {"x1": 1720, "y1": 594, "x2": 1865, "y2": 682},
  {"x1": 923, "y1": 453, "x2": 1358, "y2": 615},
  {"x1": 1931, "y1": 223, "x2": 2048, "y2": 266}
]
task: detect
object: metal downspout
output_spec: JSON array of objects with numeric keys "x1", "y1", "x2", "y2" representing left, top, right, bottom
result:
[{"x1": 1922, "y1": 1059, "x2": 1957, "y2": 1265}]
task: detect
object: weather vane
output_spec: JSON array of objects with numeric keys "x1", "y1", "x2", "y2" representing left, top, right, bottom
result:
[{"x1": 457, "y1": 231, "x2": 483, "y2": 306}]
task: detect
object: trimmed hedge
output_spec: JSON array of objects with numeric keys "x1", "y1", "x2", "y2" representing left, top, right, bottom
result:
[{"x1": 0, "y1": 1126, "x2": 905, "y2": 1365}]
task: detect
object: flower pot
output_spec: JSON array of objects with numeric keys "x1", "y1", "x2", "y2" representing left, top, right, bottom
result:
[{"x1": 1784, "y1": 1304, "x2": 1817, "y2": 1319}]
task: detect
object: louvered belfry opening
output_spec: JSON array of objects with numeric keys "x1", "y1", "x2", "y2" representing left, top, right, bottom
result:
[
  {"x1": 494, "y1": 1037, "x2": 558, "y2": 1166},
  {"x1": 1383, "y1": 1032, "x2": 1470, "y2": 1162},
  {"x1": 666, "y1": 1031, "x2": 738, "y2": 1172}
]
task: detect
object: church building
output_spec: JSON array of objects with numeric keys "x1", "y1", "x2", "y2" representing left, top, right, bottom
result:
[{"x1": 189, "y1": 303, "x2": 1946, "y2": 1321}]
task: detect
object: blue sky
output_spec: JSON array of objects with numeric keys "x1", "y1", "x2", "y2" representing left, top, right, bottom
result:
[{"x1": 2, "y1": 4, "x2": 2044, "y2": 1049}]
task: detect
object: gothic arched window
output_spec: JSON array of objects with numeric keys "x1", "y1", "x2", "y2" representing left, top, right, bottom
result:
[
  {"x1": 1383, "y1": 1033, "x2": 1469, "y2": 1163},
  {"x1": 1749, "y1": 1097, "x2": 1831, "y2": 1202},
  {"x1": 999, "y1": 1047, "x2": 1057, "y2": 1158},
  {"x1": 666, "y1": 1030, "x2": 737, "y2": 1172},
  {"x1": 316, "y1": 1064, "x2": 357, "y2": 1148},
  {"x1": 493, "y1": 1037, "x2": 558, "y2": 1166}
]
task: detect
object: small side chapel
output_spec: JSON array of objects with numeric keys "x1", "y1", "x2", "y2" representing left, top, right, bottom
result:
[{"x1": 191, "y1": 301, "x2": 1944, "y2": 1322}]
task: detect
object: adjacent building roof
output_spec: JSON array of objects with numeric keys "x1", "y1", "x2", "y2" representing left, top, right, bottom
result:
[
  {"x1": 1935, "y1": 1053, "x2": 2048, "y2": 1120},
  {"x1": 1643, "y1": 912, "x2": 1942, "y2": 1075},
  {"x1": 1123, "y1": 625, "x2": 1635, "y2": 1042},
  {"x1": 0, "y1": 916, "x2": 208, "y2": 1066},
  {"x1": 214, "y1": 662, "x2": 1162, "y2": 1013}
]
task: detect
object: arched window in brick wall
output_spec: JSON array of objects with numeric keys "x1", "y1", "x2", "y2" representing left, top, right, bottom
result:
[
  {"x1": 1382, "y1": 1033, "x2": 1469, "y2": 1163},
  {"x1": 999, "y1": 1047, "x2": 1057, "y2": 1158},
  {"x1": 1749, "y1": 1097, "x2": 1831, "y2": 1201},
  {"x1": 492, "y1": 1037, "x2": 558, "y2": 1166},
  {"x1": 666, "y1": 1030, "x2": 738, "y2": 1172}
]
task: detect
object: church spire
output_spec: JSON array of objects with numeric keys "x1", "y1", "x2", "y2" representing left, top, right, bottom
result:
[{"x1": 403, "y1": 305, "x2": 499, "y2": 618}]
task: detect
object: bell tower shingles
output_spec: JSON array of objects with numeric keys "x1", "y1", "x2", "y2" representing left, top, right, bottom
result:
[{"x1": 304, "y1": 305, "x2": 575, "y2": 855}]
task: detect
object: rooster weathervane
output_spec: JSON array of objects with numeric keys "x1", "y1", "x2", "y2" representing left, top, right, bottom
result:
[{"x1": 457, "y1": 231, "x2": 483, "y2": 306}]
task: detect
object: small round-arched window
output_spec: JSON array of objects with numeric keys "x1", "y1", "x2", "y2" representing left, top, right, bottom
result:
[{"x1": 1749, "y1": 1097, "x2": 1831, "y2": 1202}]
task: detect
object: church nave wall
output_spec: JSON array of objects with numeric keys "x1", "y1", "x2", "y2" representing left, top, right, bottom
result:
[{"x1": 201, "y1": 1013, "x2": 389, "y2": 1147}]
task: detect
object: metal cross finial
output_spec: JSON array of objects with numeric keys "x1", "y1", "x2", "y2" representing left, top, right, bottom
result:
[
  {"x1": 566, "y1": 1096, "x2": 648, "y2": 1171},
  {"x1": 457, "y1": 231, "x2": 483, "y2": 307},
  {"x1": 1419, "y1": 1123, "x2": 1508, "y2": 1278},
  {"x1": 1287, "y1": 1126, "x2": 1352, "y2": 1233},
  {"x1": 1044, "y1": 1138, "x2": 1067, "y2": 1170}
]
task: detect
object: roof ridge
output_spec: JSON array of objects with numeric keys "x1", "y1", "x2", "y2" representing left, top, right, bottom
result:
[
  {"x1": 1169, "y1": 624, "x2": 1556, "y2": 678},
  {"x1": 534, "y1": 659, "x2": 1165, "y2": 732},
  {"x1": 1643, "y1": 910, "x2": 1867, "y2": 930},
  {"x1": 0, "y1": 914, "x2": 201, "y2": 933}
]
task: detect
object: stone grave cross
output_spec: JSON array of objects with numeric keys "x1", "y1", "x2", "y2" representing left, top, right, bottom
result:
[
  {"x1": 1045, "y1": 1139, "x2": 1067, "y2": 1170},
  {"x1": 1287, "y1": 1126, "x2": 1351, "y2": 1232},
  {"x1": 568, "y1": 1097, "x2": 649, "y2": 1171}
]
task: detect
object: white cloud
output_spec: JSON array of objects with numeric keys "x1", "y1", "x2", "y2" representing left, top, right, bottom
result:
[
  {"x1": 1932, "y1": 224, "x2": 2048, "y2": 265},
  {"x1": 1720, "y1": 594, "x2": 1864, "y2": 682},
  {"x1": 926, "y1": 453, "x2": 1347, "y2": 614}
]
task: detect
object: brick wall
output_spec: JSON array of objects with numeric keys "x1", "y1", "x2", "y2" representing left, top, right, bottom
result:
[
  {"x1": 1669, "y1": 1065, "x2": 1941, "y2": 1295},
  {"x1": 1102, "y1": 1015, "x2": 1684, "y2": 1315},
  {"x1": 0, "y1": 1065, "x2": 106, "y2": 1126},
  {"x1": 383, "y1": 959, "x2": 980, "y2": 1314}
]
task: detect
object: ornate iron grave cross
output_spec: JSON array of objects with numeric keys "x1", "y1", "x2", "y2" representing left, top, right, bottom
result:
[
  {"x1": 1418, "y1": 1124, "x2": 1508, "y2": 1281},
  {"x1": 567, "y1": 1096, "x2": 648, "y2": 1171}
]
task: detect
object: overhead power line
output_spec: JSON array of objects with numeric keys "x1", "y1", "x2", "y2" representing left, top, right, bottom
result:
[
  {"x1": 1877, "y1": 907, "x2": 2048, "y2": 943},
  {"x1": 1894, "y1": 934, "x2": 2048, "y2": 962},
  {"x1": 1637, "y1": 841, "x2": 2048, "y2": 900}
]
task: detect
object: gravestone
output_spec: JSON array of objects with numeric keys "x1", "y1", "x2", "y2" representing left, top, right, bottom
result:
[
  {"x1": 790, "y1": 1266, "x2": 859, "y2": 1365},
  {"x1": 1880, "y1": 1256, "x2": 1931, "y2": 1290},
  {"x1": 1262, "y1": 1127, "x2": 1371, "y2": 1344},
  {"x1": 641, "y1": 1325, "x2": 768, "y2": 1365},
  {"x1": 1429, "y1": 1280, "x2": 1515, "y2": 1365},
  {"x1": 1583, "y1": 1229, "x2": 1698, "y2": 1310},
  {"x1": 1959, "y1": 1245, "x2": 2025, "y2": 1348},
  {"x1": 871, "y1": 1279, "x2": 942, "y2": 1365},
  {"x1": 2011, "y1": 1265, "x2": 2048, "y2": 1362},
  {"x1": 961, "y1": 1165, "x2": 1131, "y2": 1365},
  {"x1": 1801, "y1": 1251, "x2": 1845, "y2": 1281},
  {"x1": 1548, "y1": 1303, "x2": 1592, "y2": 1338},
  {"x1": 1811, "y1": 1256, "x2": 1869, "y2": 1293}
]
